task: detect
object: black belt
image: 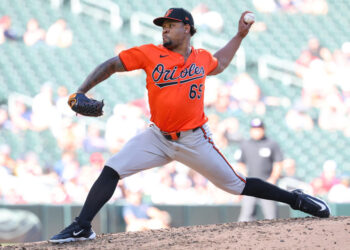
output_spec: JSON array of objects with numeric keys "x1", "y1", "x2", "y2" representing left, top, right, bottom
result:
[{"x1": 162, "y1": 126, "x2": 201, "y2": 141}]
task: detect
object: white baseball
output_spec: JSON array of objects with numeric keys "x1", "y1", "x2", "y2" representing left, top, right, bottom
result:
[{"x1": 244, "y1": 13, "x2": 255, "y2": 24}]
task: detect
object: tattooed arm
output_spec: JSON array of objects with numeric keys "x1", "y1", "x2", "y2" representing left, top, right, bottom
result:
[{"x1": 77, "y1": 56, "x2": 126, "y2": 94}]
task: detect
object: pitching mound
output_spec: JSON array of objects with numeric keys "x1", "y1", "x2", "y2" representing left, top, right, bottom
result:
[{"x1": 1, "y1": 216, "x2": 349, "y2": 249}]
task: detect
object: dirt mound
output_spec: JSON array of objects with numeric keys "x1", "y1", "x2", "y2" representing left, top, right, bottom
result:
[{"x1": 1, "y1": 216, "x2": 349, "y2": 250}]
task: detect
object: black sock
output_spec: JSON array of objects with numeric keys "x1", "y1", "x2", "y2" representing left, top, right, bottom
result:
[
  {"x1": 76, "y1": 166, "x2": 120, "y2": 228},
  {"x1": 241, "y1": 177, "x2": 297, "y2": 206}
]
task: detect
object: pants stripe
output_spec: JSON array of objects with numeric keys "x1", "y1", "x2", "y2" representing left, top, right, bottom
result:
[{"x1": 199, "y1": 126, "x2": 246, "y2": 184}]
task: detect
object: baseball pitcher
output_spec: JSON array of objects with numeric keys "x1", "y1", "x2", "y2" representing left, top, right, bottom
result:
[{"x1": 50, "y1": 8, "x2": 330, "y2": 243}]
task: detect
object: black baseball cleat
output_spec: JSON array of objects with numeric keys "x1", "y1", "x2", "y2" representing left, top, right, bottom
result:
[
  {"x1": 291, "y1": 189, "x2": 330, "y2": 218},
  {"x1": 49, "y1": 220, "x2": 96, "y2": 243}
]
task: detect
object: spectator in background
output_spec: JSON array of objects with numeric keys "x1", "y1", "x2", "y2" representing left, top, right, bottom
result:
[
  {"x1": 105, "y1": 103, "x2": 146, "y2": 153},
  {"x1": 122, "y1": 189, "x2": 171, "y2": 232},
  {"x1": 230, "y1": 73, "x2": 265, "y2": 115},
  {"x1": 0, "y1": 144, "x2": 16, "y2": 175},
  {"x1": 318, "y1": 86, "x2": 347, "y2": 131},
  {"x1": 236, "y1": 118, "x2": 283, "y2": 221},
  {"x1": 254, "y1": 0, "x2": 328, "y2": 14},
  {"x1": 83, "y1": 124, "x2": 107, "y2": 154},
  {"x1": 253, "y1": 0, "x2": 278, "y2": 13},
  {"x1": 54, "y1": 151, "x2": 80, "y2": 182},
  {"x1": 278, "y1": 158, "x2": 313, "y2": 194},
  {"x1": 278, "y1": 0, "x2": 298, "y2": 13},
  {"x1": 65, "y1": 152, "x2": 108, "y2": 203},
  {"x1": 188, "y1": 170, "x2": 212, "y2": 204},
  {"x1": 55, "y1": 85, "x2": 75, "y2": 118},
  {"x1": 56, "y1": 119, "x2": 85, "y2": 152},
  {"x1": 296, "y1": 37, "x2": 325, "y2": 76},
  {"x1": 88, "y1": 152, "x2": 105, "y2": 172},
  {"x1": 9, "y1": 99, "x2": 32, "y2": 132},
  {"x1": 298, "y1": 37, "x2": 323, "y2": 75},
  {"x1": 0, "y1": 106, "x2": 12, "y2": 130},
  {"x1": 76, "y1": 156, "x2": 111, "y2": 199},
  {"x1": 301, "y1": 0, "x2": 328, "y2": 15},
  {"x1": 2, "y1": 187, "x2": 24, "y2": 204},
  {"x1": 31, "y1": 82, "x2": 60, "y2": 131},
  {"x1": 210, "y1": 117, "x2": 242, "y2": 149},
  {"x1": 301, "y1": 59, "x2": 334, "y2": 108},
  {"x1": 296, "y1": 39, "x2": 330, "y2": 82},
  {"x1": 54, "y1": 151, "x2": 73, "y2": 179},
  {"x1": 218, "y1": 117, "x2": 243, "y2": 146},
  {"x1": 285, "y1": 102, "x2": 314, "y2": 131},
  {"x1": 51, "y1": 182, "x2": 70, "y2": 204},
  {"x1": 14, "y1": 152, "x2": 43, "y2": 177},
  {"x1": 328, "y1": 174, "x2": 350, "y2": 203},
  {"x1": 254, "y1": 0, "x2": 328, "y2": 15},
  {"x1": 191, "y1": 3, "x2": 224, "y2": 33},
  {"x1": 214, "y1": 85, "x2": 231, "y2": 113},
  {"x1": 311, "y1": 160, "x2": 341, "y2": 196},
  {"x1": 172, "y1": 172, "x2": 197, "y2": 204},
  {"x1": 150, "y1": 164, "x2": 177, "y2": 204},
  {"x1": 46, "y1": 19, "x2": 73, "y2": 48},
  {"x1": 319, "y1": 47, "x2": 336, "y2": 74},
  {"x1": 204, "y1": 77, "x2": 222, "y2": 109},
  {"x1": 0, "y1": 16, "x2": 21, "y2": 43},
  {"x1": 306, "y1": 37, "x2": 323, "y2": 59},
  {"x1": 295, "y1": 50, "x2": 314, "y2": 77},
  {"x1": 341, "y1": 41, "x2": 350, "y2": 61},
  {"x1": 51, "y1": 86, "x2": 76, "y2": 140},
  {"x1": 218, "y1": 117, "x2": 243, "y2": 144},
  {"x1": 23, "y1": 18, "x2": 46, "y2": 46}
]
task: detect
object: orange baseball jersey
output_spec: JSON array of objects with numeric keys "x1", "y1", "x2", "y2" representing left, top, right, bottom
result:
[{"x1": 119, "y1": 44, "x2": 218, "y2": 132}]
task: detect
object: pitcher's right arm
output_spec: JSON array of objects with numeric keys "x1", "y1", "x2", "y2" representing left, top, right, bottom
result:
[{"x1": 77, "y1": 56, "x2": 126, "y2": 94}]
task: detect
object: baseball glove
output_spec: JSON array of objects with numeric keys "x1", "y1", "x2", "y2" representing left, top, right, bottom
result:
[{"x1": 68, "y1": 93, "x2": 104, "y2": 117}]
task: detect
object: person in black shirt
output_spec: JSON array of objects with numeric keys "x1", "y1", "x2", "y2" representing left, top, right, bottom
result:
[{"x1": 236, "y1": 118, "x2": 283, "y2": 221}]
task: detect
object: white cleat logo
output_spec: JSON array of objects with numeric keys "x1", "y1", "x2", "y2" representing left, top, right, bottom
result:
[
  {"x1": 307, "y1": 197, "x2": 327, "y2": 211},
  {"x1": 73, "y1": 229, "x2": 84, "y2": 236}
]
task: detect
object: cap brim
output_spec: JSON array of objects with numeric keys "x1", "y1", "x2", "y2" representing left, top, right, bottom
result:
[{"x1": 153, "y1": 17, "x2": 182, "y2": 26}]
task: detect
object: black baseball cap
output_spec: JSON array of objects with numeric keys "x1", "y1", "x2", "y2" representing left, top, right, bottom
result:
[
  {"x1": 250, "y1": 118, "x2": 264, "y2": 128},
  {"x1": 153, "y1": 8, "x2": 194, "y2": 27}
]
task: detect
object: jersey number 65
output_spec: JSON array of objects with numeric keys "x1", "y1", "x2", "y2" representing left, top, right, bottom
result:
[{"x1": 189, "y1": 83, "x2": 203, "y2": 100}]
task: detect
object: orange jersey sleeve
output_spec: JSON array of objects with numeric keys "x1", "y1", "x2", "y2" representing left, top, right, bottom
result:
[
  {"x1": 200, "y1": 49, "x2": 218, "y2": 74},
  {"x1": 119, "y1": 45, "x2": 149, "y2": 71}
]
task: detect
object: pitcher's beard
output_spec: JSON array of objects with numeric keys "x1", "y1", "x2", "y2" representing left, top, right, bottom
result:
[{"x1": 163, "y1": 41, "x2": 172, "y2": 48}]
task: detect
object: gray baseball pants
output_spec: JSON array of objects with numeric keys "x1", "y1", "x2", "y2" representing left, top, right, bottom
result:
[{"x1": 106, "y1": 123, "x2": 246, "y2": 195}]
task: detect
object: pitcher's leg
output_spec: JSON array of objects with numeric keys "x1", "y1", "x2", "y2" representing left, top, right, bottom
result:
[
  {"x1": 242, "y1": 178, "x2": 296, "y2": 205},
  {"x1": 82, "y1": 128, "x2": 170, "y2": 223},
  {"x1": 242, "y1": 178, "x2": 330, "y2": 218},
  {"x1": 50, "y1": 128, "x2": 171, "y2": 243},
  {"x1": 106, "y1": 127, "x2": 171, "y2": 179},
  {"x1": 77, "y1": 166, "x2": 120, "y2": 226},
  {"x1": 174, "y1": 129, "x2": 246, "y2": 195}
]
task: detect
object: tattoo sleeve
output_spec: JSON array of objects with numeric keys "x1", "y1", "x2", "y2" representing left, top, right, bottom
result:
[{"x1": 77, "y1": 56, "x2": 125, "y2": 93}]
